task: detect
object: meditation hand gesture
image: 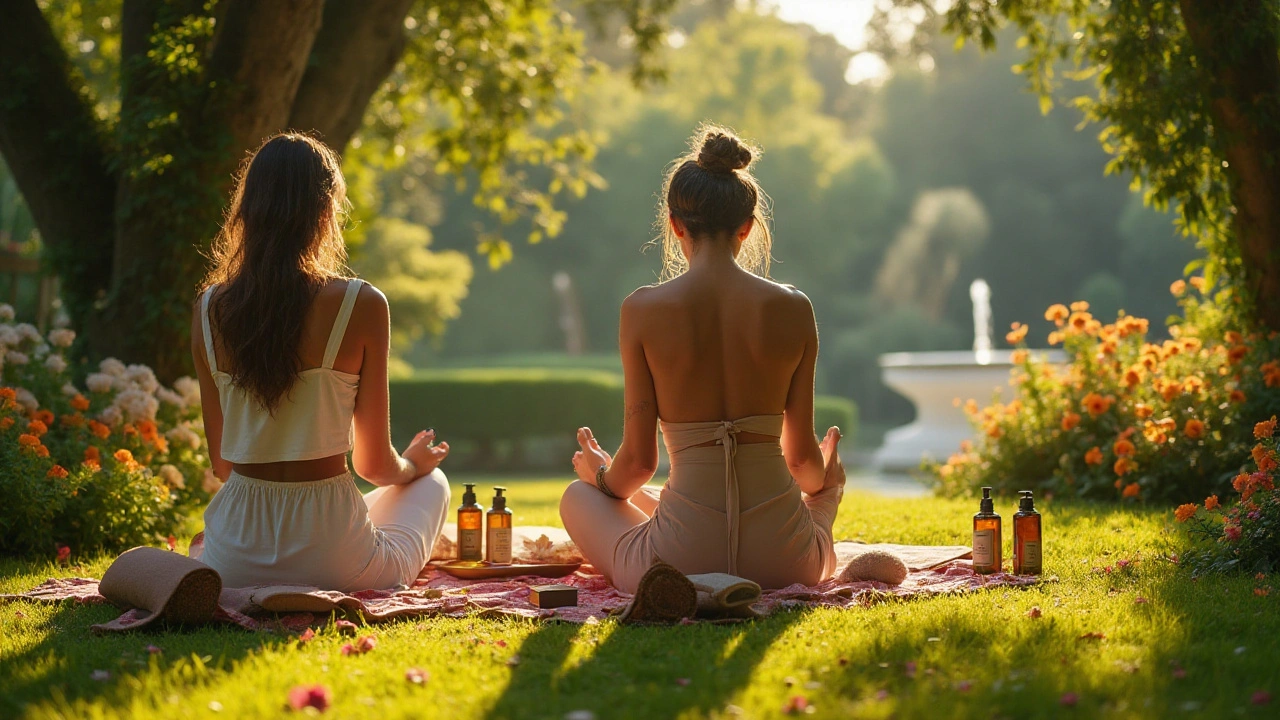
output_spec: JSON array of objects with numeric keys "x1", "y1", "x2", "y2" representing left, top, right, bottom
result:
[
  {"x1": 404, "y1": 429, "x2": 449, "y2": 477},
  {"x1": 572, "y1": 427, "x2": 613, "y2": 484},
  {"x1": 820, "y1": 427, "x2": 845, "y2": 493}
]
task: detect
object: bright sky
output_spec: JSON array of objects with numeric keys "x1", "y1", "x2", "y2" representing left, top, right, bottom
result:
[{"x1": 761, "y1": 0, "x2": 892, "y2": 84}]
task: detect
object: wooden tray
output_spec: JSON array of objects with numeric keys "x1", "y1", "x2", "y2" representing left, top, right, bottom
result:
[{"x1": 431, "y1": 560, "x2": 582, "y2": 580}]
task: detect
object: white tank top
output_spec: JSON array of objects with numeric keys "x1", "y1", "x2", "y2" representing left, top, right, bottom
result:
[{"x1": 202, "y1": 279, "x2": 363, "y2": 464}]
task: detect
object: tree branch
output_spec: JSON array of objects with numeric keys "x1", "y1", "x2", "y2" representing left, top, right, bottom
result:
[
  {"x1": 287, "y1": 0, "x2": 416, "y2": 150},
  {"x1": 0, "y1": 0, "x2": 116, "y2": 319}
]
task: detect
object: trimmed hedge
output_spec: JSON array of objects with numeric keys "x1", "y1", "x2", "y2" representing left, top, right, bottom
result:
[{"x1": 389, "y1": 368, "x2": 858, "y2": 469}]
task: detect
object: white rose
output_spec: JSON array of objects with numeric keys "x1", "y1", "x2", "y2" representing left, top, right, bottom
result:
[
  {"x1": 5, "y1": 351, "x2": 28, "y2": 366},
  {"x1": 159, "y1": 464, "x2": 186, "y2": 490},
  {"x1": 173, "y1": 377, "x2": 201, "y2": 404},
  {"x1": 47, "y1": 329, "x2": 75, "y2": 348},
  {"x1": 166, "y1": 424, "x2": 202, "y2": 450},
  {"x1": 86, "y1": 373, "x2": 114, "y2": 394},
  {"x1": 99, "y1": 405, "x2": 123, "y2": 427},
  {"x1": 0, "y1": 304, "x2": 13, "y2": 322},
  {"x1": 114, "y1": 387, "x2": 159, "y2": 422},
  {"x1": 15, "y1": 323, "x2": 40, "y2": 343},
  {"x1": 61, "y1": 382, "x2": 79, "y2": 397},
  {"x1": 44, "y1": 354, "x2": 67, "y2": 373},
  {"x1": 99, "y1": 358, "x2": 127, "y2": 377},
  {"x1": 125, "y1": 365, "x2": 159, "y2": 393},
  {"x1": 156, "y1": 388, "x2": 185, "y2": 407},
  {"x1": 0, "y1": 326, "x2": 18, "y2": 346},
  {"x1": 33, "y1": 343, "x2": 49, "y2": 359},
  {"x1": 14, "y1": 388, "x2": 38, "y2": 413},
  {"x1": 202, "y1": 468, "x2": 224, "y2": 494}
]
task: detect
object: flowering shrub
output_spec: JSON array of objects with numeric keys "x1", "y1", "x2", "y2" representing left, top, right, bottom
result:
[
  {"x1": 1175, "y1": 417, "x2": 1280, "y2": 574},
  {"x1": 0, "y1": 305, "x2": 213, "y2": 556},
  {"x1": 934, "y1": 280, "x2": 1280, "y2": 503}
]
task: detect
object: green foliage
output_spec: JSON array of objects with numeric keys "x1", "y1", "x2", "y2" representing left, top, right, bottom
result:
[
  {"x1": 348, "y1": 218, "x2": 473, "y2": 361},
  {"x1": 813, "y1": 395, "x2": 857, "y2": 443}
]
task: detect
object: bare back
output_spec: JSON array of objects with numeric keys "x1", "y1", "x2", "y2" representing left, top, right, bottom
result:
[{"x1": 630, "y1": 268, "x2": 810, "y2": 422}]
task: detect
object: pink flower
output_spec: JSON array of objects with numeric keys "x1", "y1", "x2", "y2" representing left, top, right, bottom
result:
[
  {"x1": 56, "y1": 545, "x2": 70, "y2": 564},
  {"x1": 296, "y1": 628, "x2": 316, "y2": 645},
  {"x1": 1225, "y1": 525, "x2": 1243, "y2": 541},
  {"x1": 339, "y1": 643, "x2": 355, "y2": 656},
  {"x1": 1253, "y1": 691, "x2": 1272, "y2": 706},
  {"x1": 288, "y1": 684, "x2": 332, "y2": 712},
  {"x1": 782, "y1": 696, "x2": 810, "y2": 714},
  {"x1": 1060, "y1": 692, "x2": 1079, "y2": 707},
  {"x1": 356, "y1": 635, "x2": 376, "y2": 653},
  {"x1": 406, "y1": 668, "x2": 428, "y2": 685}
]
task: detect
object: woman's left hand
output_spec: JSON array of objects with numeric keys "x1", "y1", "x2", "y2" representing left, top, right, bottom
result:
[{"x1": 572, "y1": 426, "x2": 612, "y2": 483}]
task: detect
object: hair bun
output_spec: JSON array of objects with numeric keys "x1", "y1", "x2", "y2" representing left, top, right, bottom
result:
[{"x1": 696, "y1": 129, "x2": 753, "y2": 174}]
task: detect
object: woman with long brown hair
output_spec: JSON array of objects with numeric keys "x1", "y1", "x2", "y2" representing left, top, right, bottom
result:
[
  {"x1": 560, "y1": 124, "x2": 846, "y2": 593},
  {"x1": 193, "y1": 133, "x2": 450, "y2": 591}
]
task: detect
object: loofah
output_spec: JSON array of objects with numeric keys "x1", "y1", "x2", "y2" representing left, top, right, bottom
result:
[
  {"x1": 838, "y1": 549, "x2": 909, "y2": 586},
  {"x1": 619, "y1": 561, "x2": 697, "y2": 624}
]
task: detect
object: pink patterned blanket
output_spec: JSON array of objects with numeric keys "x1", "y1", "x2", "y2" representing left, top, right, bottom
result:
[{"x1": 2, "y1": 541, "x2": 1043, "y2": 632}]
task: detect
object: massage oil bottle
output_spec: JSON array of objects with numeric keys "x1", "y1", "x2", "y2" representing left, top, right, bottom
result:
[
  {"x1": 486, "y1": 487, "x2": 513, "y2": 564},
  {"x1": 972, "y1": 487, "x2": 1002, "y2": 574},
  {"x1": 457, "y1": 483, "x2": 483, "y2": 562},
  {"x1": 1013, "y1": 490, "x2": 1043, "y2": 575}
]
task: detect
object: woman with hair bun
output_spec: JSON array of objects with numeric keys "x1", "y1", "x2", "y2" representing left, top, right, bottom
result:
[{"x1": 560, "y1": 124, "x2": 845, "y2": 593}]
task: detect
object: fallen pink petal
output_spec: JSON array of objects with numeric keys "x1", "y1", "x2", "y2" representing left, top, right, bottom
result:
[
  {"x1": 288, "y1": 684, "x2": 332, "y2": 712},
  {"x1": 1026, "y1": 606, "x2": 1043, "y2": 618},
  {"x1": 333, "y1": 620, "x2": 358, "y2": 635},
  {"x1": 1253, "y1": 691, "x2": 1272, "y2": 706},
  {"x1": 297, "y1": 628, "x2": 316, "y2": 645},
  {"x1": 783, "y1": 696, "x2": 809, "y2": 714},
  {"x1": 405, "y1": 668, "x2": 428, "y2": 685},
  {"x1": 1060, "y1": 692, "x2": 1079, "y2": 707}
]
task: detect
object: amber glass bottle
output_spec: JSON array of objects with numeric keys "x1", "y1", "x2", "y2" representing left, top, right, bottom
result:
[
  {"x1": 972, "y1": 486, "x2": 1002, "y2": 574},
  {"x1": 1013, "y1": 491, "x2": 1043, "y2": 575},
  {"x1": 457, "y1": 483, "x2": 484, "y2": 561},
  {"x1": 486, "y1": 487, "x2": 513, "y2": 564}
]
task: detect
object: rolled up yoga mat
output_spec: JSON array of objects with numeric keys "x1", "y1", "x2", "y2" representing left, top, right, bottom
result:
[
  {"x1": 688, "y1": 573, "x2": 762, "y2": 618},
  {"x1": 95, "y1": 546, "x2": 222, "y2": 631}
]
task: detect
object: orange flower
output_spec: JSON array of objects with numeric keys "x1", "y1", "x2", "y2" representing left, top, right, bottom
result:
[
  {"x1": 1061, "y1": 412, "x2": 1081, "y2": 431},
  {"x1": 17, "y1": 433, "x2": 40, "y2": 448},
  {"x1": 1228, "y1": 346, "x2": 1248, "y2": 364},
  {"x1": 60, "y1": 413, "x2": 84, "y2": 428},
  {"x1": 1135, "y1": 403, "x2": 1154, "y2": 419},
  {"x1": 83, "y1": 459, "x2": 100, "y2": 471},
  {"x1": 985, "y1": 422, "x2": 1003, "y2": 439},
  {"x1": 1143, "y1": 422, "x2": 1168, "y2": 445},
  {"x1": 1175, "y1": 503, "x2": 1198, "y2": 522},
  {"x1": 1085, "y1": 446, "x2": 1104, "y2": 465},
  {"x1": 1183, "y1": 419, "x2": 1205, "y2": 440},
  {"x1": 1045, "y1": 304, "x2": 1069, "y2": 324},
  {"x1": 1070, "y1": 301, "x2": 1090, "y2": 312},
  {"x1": 88, "y1": 420, "x2": 110, "y2": 439},
  {"x1": 1183, "y1": 376, "x2": 1204, "y2": 394},
  {"x1": 1122, "y1": 481, "x2": 1140, "y2": 497},
  {"x1": 46, "y1": 465, "x2": 68, "y2": 480},
  {"x1": 0, "y1": 416, "x2": 13, "y2": 431},
  {"x1": 1006, "y1": 323, "x2": 1028, "y2": 344},
  {"x1": 114, "y1": 448, "x2": 134, "y2": 464},
  {"x1": 1205, "y1": 495, "x2": 1220, "y2": 511},
  {"x1": 1083, "y1": 393, "x2": 1113, "y2": 417},
  {"x1": 1230, "y1": 389, "x2": 1248, "y2": 403},
  {"x1": 84, "y1": 446, "x2": 100, "y2": 463},
  {"x1": 1255, "y1": 416, "x2": 1278, "y2": 439},
  {"x1": 1170, "y1": 279, "x2": 1186, "y2": 296},
  {"x1": 70, "y1": 394, "x2": 90, "y2": 412},
  {"x1": 1159, "y1": 381, "x2": 1184, "y2": 402},
  {"x1": 1123, "y1": 367, "x2": 1143, "y2": 388},
  {"x1": 1253, "y1": 444, "x2": 1278, "y2": 473},
  {"x1": 35, "y1": 444, "x2": 49, "y2": 458},
  {"x1": 0, "y1": 388, "x2": 15, "y2": 402},
  {"x1": 1011, "y1": 349, "x2": 1029, "y2": 364},
  {"x1": 26, "y1": 419, "x2": 47, "y2": 437},
  {"x1": 1069, "y1": 312, "x2": 1091, "y2": 332},
  {"x1": 35, "y1": 410, "x2": 53, "y2": 426},
  {"x1": 1115, "y1": 458, "x2": 1135, "y2": 477},
  {"x1": 1048, "y1": 331, "x2": 1065, "y2": 345},
  {"x1": 1189, "y1": 276, "x2": 1206, "y2": 291},
  {"x1": 137, "y1": 419, "x2": 159, "y2": 441},
  {"x1": 1113, "y1": 439, "x2": 1136, "y2": 457}
]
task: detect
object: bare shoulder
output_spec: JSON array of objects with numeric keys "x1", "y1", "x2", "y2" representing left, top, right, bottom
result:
[
  {"x1": 620, "y1": 283, "x2": 663, "y2": 318},
  {"x1": 350, "y1": 279, "x2": 389, "y2": 323},
  {"x1": 760, "y1": 279, "x2": 815, "y2": 320}
]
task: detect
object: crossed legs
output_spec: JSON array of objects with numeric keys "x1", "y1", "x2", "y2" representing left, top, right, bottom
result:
[
  {"x1": 559, "y1": 482, "x2": 660, "y2": 581},
  {"x1": 360, "y1": 470, "x2": 452, "y2": 587}
]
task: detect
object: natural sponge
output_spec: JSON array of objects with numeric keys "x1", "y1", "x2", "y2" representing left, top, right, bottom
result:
[{"x1": 839, "y1": 549, "x2": 909, "y2": 585}]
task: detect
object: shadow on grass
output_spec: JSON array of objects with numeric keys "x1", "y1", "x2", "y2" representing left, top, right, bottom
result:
[
  {"x1": 0, "y1": 600, "x2": 294, "y2": 717},
  {"x1": 486, "y1": 611, "x2": 804, "y2": 719}
]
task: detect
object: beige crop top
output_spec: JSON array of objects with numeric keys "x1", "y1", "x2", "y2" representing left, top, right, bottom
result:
[{"x1": 202, "y1": 279, "x2": 363, "y2": 464}]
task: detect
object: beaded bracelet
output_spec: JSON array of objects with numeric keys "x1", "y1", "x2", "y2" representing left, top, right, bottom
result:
[{"x1": 595, "y1": 464, "x2": 621, "y2": 499}]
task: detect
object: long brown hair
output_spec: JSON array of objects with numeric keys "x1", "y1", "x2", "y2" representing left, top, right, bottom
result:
[
  {"x1": 202, "y1": 133, "x2": 350, "y2": 413},
  {"x1": 656, "y1": 123, "x2": 772, "y2": 280}
]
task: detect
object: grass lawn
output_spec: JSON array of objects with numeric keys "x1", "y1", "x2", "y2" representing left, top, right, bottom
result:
[{"x1": 1, "y1": 477, "x2": 1277, "y2": 719}]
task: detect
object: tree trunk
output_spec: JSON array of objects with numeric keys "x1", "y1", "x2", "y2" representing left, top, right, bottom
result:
[
  {"x1": 99, "y1": 0, "x2": 326, "y2": 379},
  {"x1": 1180, "y1": 0, "x2": 1280, "y2": 329},
  {"x1": 0, "y1": 0, "x2": 116, "y2": 338}
]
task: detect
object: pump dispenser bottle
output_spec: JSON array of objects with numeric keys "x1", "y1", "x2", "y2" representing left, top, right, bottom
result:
[
  {"x1": 486, "y1": 487, "x2": 513, "y2": 564},
  {"x1": 457, "y1": 483, "x2": 484, "y2": 562},
  {"x1": 972, "y1": 487, "x2": 1002, "y2": 574},
  {"x1": 1013, "y1": 490, "x2": 1043, "y2": 575}
]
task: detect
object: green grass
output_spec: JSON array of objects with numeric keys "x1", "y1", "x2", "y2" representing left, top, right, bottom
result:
[{"x1": 2, "y1": 478, "x2": 1277, "y2": 719}]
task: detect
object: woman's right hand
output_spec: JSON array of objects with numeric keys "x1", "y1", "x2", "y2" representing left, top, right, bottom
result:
[
  {"x1": 403, "y1": 429, "x2": 449, "y2": 478},
  {"x1": 819, "y1": 427, "x2": 845, "y2": 492}
]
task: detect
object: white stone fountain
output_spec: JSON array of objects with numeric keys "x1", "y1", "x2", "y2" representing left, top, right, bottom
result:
[{"x1": 872, "y1": 280, "x2": 1063, "y2": 472}]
